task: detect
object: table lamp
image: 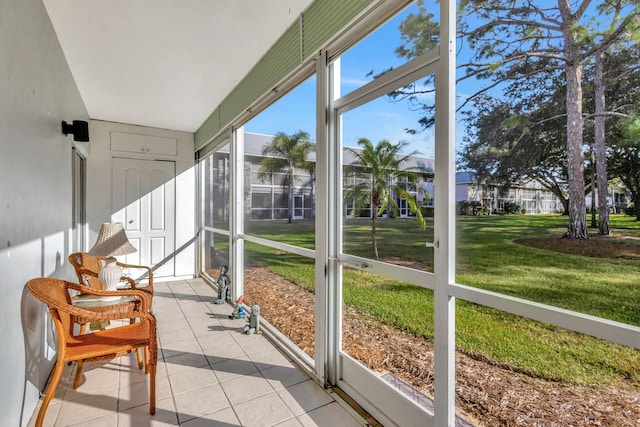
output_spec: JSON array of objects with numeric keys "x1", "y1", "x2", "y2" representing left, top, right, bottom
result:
[{"x1": 88, "y1": 222, "x2": 137, "y2": 296}]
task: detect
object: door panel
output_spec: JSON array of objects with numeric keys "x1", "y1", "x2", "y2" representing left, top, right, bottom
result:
[
  {"x1": 294, "y1": 194, "x2": 304, "y2": 219},
  {"x1": 399, "y1": 198, "x2": 409, "y2": 217},
  {"x1": 112, "y1": 158, "x2": 175, "y2": 278}
]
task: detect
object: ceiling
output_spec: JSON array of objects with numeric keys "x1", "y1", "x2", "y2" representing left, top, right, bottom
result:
[{"x1": 44, "y1": 0, "x2": 313, "y2": 133}]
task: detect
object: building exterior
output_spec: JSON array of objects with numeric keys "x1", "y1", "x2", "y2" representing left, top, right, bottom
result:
[
  {"x1": 211, "y1": 137, "x2": 571, "y2": 221},
  {"x1": 456, "y1": 171, "x2": 564, "y2": 214},
  {"x1": 205, "y1": 132, "x2": 435, "y2": 222}
]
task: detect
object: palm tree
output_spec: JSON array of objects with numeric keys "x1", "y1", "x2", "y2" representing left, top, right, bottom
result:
[
  {"x1": 344, "y1": 138, "x2": 428, "y2": 260},
  {"x1": 258, "y1": 130, "x2": 315, "y2": 223}
]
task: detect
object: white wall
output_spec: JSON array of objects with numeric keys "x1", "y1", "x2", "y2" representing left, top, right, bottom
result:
[
  {"x1": 0, "y1": 0, "x2": 89, "y2": 425},
  {"x1": 86, "y1": 120, "x2": 196, "y2": 279}
]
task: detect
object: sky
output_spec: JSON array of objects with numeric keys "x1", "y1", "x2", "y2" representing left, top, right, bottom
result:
[
  {"x1": 244, "y1": 1, "x2": 628, "y2": 162},
  {"x1": 245, "y1": 1, "x2": 455, "y2": 160}
]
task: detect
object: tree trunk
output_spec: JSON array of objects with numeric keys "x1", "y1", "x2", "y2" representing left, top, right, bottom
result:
[
  {"x1": 634, "y1": 194, "x2": 640, "y2": 221},
  {"x1": 590, "y1": 150, "x2": 596, "y2": 228},
  {"x1": 594, "y1": 49, "x2": 610, "y2": 235},
  {"x1": 561, "y1": 4, "x2": 588, "y2": 239}
]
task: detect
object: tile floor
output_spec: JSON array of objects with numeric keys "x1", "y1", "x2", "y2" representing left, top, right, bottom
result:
[{"x1": 28, "y1": 278, "x2": 367, "y2": 427}]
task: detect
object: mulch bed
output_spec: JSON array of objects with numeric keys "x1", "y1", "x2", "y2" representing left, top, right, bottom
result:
[
  {"x1": 242, "y1": 265, "x2": 640, "y2": 427},
  {"x1": 517, "y1": 232, "x2": 640, "y2": 260}
]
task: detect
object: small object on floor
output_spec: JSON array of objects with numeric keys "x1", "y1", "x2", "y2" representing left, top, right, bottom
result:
[
  {"x1": 229, "y1": 296, "x2": 246, "y2": 319},
  {"x1": 214, "y1": 265, "x2": 230, "y2": 304},
  {"x1": 243, "y1": 304, "x2": 262, "y2": 335}
]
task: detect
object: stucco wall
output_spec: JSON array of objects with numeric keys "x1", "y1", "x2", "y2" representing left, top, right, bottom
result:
[{"x1": 0, "y1": 0, "x2": 89, "y2": 425}]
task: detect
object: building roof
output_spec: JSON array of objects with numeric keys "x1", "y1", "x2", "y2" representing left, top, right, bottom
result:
[{"x1": 456, "y1": 171, "x2": 476, "y2": 184}]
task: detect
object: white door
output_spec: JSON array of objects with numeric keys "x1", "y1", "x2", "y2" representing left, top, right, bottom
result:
[
  {"x1": 293, "y1": 194, "x2": 304, "y2": 220},
  {"x1": 112, "y1": 158, "x2": 175, "y2": 278},
  {"x1": 399, "y1": 198, "x2": 409, "y2": 217}
]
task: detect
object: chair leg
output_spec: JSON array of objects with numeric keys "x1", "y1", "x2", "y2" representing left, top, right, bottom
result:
[
  {"x1": 34, "y1": 360, "x2": 65, "y2": 427},
  {"x1": 136, "y1": 348, "x2": 143, "y2": 369},
  {"x1": 144, "y1": 346, "x2": 150, "y2": 374},
  {"x1": 149, "y1": 362, "x2": 156, "y2": 415},
  {"x1": 73, "y1": 360, "x2": 84, "y2": 389}
]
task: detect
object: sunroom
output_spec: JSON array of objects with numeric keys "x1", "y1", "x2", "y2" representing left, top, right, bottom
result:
[{"x1": 4, "y1": 1, "x2": 639, "y2": 426}]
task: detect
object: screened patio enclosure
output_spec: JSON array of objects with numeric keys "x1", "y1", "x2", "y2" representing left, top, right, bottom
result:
[
  {"x1": 196, "y1": 1, "x2": 458, "y2": 423},
  {"x1": 195, "y1": 1, "x2": 640, "y2": 427}
]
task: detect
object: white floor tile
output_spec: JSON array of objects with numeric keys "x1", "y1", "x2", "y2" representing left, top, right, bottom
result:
[
  {"x1": 56, "y1": 393, "x2": 118, "y2": 426},
  {"x1": 118, "y1": 375, "x2": 171, "y2": 411},
  {"x1": 168, "y1": 365, "x2": 219, "y2": 395},
  {"x1": 249, "y1": 347, "x2": 293, "y2": 371},
  {"x1": 159, "y1": 326, "x2": 196, "y2": 345},
  {"x1": 63, "y1": 361, "x2": 121, "y2": 401},
  {"x1": 261, "y1": 364, "x2": 311, "y2": 391},
  {"x1": 26, "y1": 401, "x2": 61, "y2": 427},
  {"x1": 180, "y1": 407, "x2": 240, "y2": 426},
  {"x1": 297, "y1": 402, "x2": 363, "y2": 427},
  {"x1": 173, "y1": 383, "x2": 231, "y2": 424},
  {"x1": 196, "y1": 330, "x2": 234, "y2": 349},
  {"x1": 161, "y1": 337, "x2": 203, "y2": 358},
  {"x1": 233, "y1": 392, "x2": 295, "y2": 427},
  {"x1": 117, "y1": 396, "x2": 178, "y2": 427},
  {"x1": 118, "y1": 361, "x2": 152, "y2": 387},
  {"x1": 276, "y1": 380, "x2": 334, "y2": 416},
  {"x1": 67, "y1": 412, "x2": 118, "y2": 427},
  {"x1": 156, "y1": 318, "x2": 190, "y2": 334},
  {"x1": 220, "y1": 372, "x2": 274, "y2": 405},
  {"x1": 274, "y1": 418, "x2": 304, "y2": 427},
  {"x1": 164, "y1": 351, "x2": 210, "y2": 376},
  {"x1": 212, "y1": 356, "x2": 258, "y2": 383}
]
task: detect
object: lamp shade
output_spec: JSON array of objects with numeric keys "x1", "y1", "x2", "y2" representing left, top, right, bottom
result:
[{"x1": 88, "y1": 222, "x2": 137, "y2": 257}]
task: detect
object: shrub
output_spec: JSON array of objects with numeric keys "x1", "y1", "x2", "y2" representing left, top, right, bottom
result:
[
  {"x1": 420, "y1": 206, "x2": 434, "y2": 217},
  {"x1": 503, "y1": 202, "x2": 522, "y2": 215},
  {"x1": 458, "y1": 201, "x2": 484, "y2": 216},
  {"x1": 624, "y1": 204, "x2": 635, "y2": 216}
]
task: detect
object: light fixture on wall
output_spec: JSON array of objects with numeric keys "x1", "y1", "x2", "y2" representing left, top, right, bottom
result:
[
  {"x1": 61, "y1": 120, "x2": 90, "y2": 142},
  {"x1": 88, "y1": 222, "x2": 137, "y2": 298}
]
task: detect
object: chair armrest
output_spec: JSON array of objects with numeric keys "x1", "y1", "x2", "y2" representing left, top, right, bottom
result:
[
  {"x1": 116, "y1": 262, "x2": 152, "y2": 275},
  {"x1": 116, "y1": 262, "x2": 154, "y2": 291}
]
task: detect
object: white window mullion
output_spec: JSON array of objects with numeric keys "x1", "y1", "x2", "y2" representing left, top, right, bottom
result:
[
  {"x1": 315, "y1": 50, "x2": 343, "y2": 386},
  {"x1": 230, "y1": 127, "x2": 245, "y2": 302},
  {"x1": 327, "y1": 55, "x2": 343, "y2": 386},
  {"x1": 314, "y1": 50, "x2": 329, "y2": 384},
  {"x1": 433, "y1": 0, "x2": 457, "y2": 426}
]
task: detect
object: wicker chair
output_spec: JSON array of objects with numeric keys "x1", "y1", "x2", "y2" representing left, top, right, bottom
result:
[
  {"x1": 26, "y1": 277, "x2": 157, "y2": 427},
  {"x1": 68, "y1": 252, "x2": 154, "y2": 306}
]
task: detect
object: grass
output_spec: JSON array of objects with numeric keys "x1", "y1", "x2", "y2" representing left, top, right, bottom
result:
[{"x1": 242, "y1": 214, "x2": 640, "y2": 386}]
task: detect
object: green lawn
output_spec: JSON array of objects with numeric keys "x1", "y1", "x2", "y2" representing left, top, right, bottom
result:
[{"x1": 243, "y1": 214, "x2": 640, "y2": 386}]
